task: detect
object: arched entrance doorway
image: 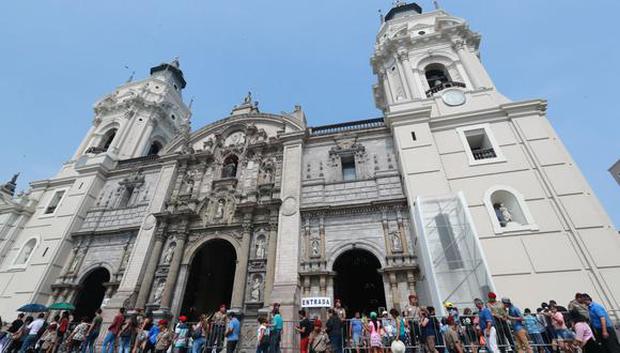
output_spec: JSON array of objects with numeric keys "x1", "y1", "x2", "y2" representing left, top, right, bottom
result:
[
  {"x1": 180, "y1": 239, "x2": 237, "y2": 320},
  {"x1": 333, "y1": 249, "x2": 386, "y2": 318},
  {"x1": 73, "y1": 267, "x2": 110, "y2": 320}
]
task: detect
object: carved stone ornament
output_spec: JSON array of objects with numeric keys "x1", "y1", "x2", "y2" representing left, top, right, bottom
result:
[
  {"x1": 200, "y1": 192, "x2": 237, "y2": 225},
  {"x1": 281, "y1": 196, "x2": 297, "y2": 216}
]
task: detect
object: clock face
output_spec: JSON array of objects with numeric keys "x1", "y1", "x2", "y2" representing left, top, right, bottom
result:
[
  {"x1": 441, "y1": 89, "x2": 466, "y2": 106},
  {"x1": 225, "y1": 131, "x2": 246, "y2": 146}
]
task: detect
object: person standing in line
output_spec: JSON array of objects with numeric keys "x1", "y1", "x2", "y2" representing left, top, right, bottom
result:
[
  {"x1": 568, "y1": 294, "x2": 590, "y2": 322},
  {"x1": 154, "y1": 321, "x2": 173, "y2": 353},
  {"x1": 143, "y1": 319, "x2": 160, "y2": 353},
  {"x1": 10, "y1": 316, "x2": 33, "y2": 353},
  {"x1": 211, "y1": 305, "x2": 229, "y2": 352},
  {"x1": 502, "y1": 298, "x2": 532, "y2": 353},
  {"x1": 443, "y1": 317, "x2": 464, "y2": 353},
  {"x1": 404, "y1": 294, "x2": 421, "y2": 349},
  {"x1": 487, "y1": 293, "x2": 513, "y2": 352},
  {"x1": 308, "y1": 320, "x2": 329, "y2": 353},
  {"x1": 295, "y1": 310, "x2": 312, "y2": 353},
  {"x1": 389, "y1": 309, "x2": 406, "y2": 344},
  {"x1": 570, "y1": 312, "x2": 600, "y2": 353},
  {"x1": 83, "y1": 310, "x2": 102, "y2": 353},
  {"x1": 102, "y1": 308, "x2": 126, "y2": 353},
  {"x1": 420, "y1": 308, "x2": 438, "y2": 353},
  {"x1": 191, "y1": 315, "x2": 207, "y2": 353},
  {"x1": 348, "y1": 312, "x2": 364, "y2": 353},
  {"x1": 546, "y1": 304, "x2": 573, "y2": 352},
  {"x1": 256, "y1": 317, "x2": 270, "y2": 353},
  {"x1": 55, "y1": 312, "x2": 70, "y2": 353},
  {"x1": 40, "y1": 322, "x2": 59, "y2": 353},
  {"x1": 268, "y1": 304, "x2": 283, "y2": 353},
  {"x1": 326, "y1": 309, "x2": 343, "y2": 353},
  {"x1": 173, "y1": 316, "x2": 190, "y2": 353},
  {"x1": 133, "y1": 316, "x2": 152, "y2": 353},
  {"x1": 5, "y1": 314, "x2": 25, "y2": 353},
  {"x1": 523, "y1": 309, "x2": 549, "y2": 353},
  {"x1": 582, "y1": 294, "x2": 620, "y2": 353},
  {"x1": 334, "y1": 300, "x2": 347, "y2": 322},
  {"x1": 18, "y1": 313, "x2": 45, "y2": 353},
  {"x1": 118, "y1": 317, "x2": 137, "y2": 353},
  {"x1": 67, "y1": 317, "x2": 90, "y2": 353},
  {"x1": 367, "y1": 312, "x2": 383, "y2": 353},
  {"x1": 225, "y1": 312, "x2": 240, "y2": 353},
  {"x1": 475, "y1": 298, "x2": 498, "y2": 353},
  {"x1": 460, "y1": 308, "x2": 478, "y2": 353}
]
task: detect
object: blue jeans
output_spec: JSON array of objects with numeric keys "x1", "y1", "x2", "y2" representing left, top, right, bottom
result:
[
  {"x1": 192, "y1": 337, "x2": 205, "y2": 353},
  {"x1": 268, "y1": 330, "x2": 281, "y2": 353},
  {"x1": 82, "y1": 332, "x2": 99, "y2": 353},
  {"x1": 329, "y1": 335, "x2": 342, "y2": 353},
  {"x1": 18, "y1": 334, "x2": 38, "y2": 353},
  {"x1": 102, "y1": 332, "x2": 117, "y2": 353},
  {"x1": 119, "y1": 337, "x2": 131, "y2": 353},
  {"x1": 530, "y1": 332, "x2": 550, "y2": 353}
]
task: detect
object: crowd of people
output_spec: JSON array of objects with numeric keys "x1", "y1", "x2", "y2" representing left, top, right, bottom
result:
[
  {"x1": 0, "y1": 293, "x2": 617, "y2": 353},
  {"x1": 293, "y1": 293, "x2": 619, "y2": 353}
]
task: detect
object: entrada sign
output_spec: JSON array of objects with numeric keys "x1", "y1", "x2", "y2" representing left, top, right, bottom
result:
[{"x1": 301, "y1": 297, "x2": 332, "y2": 308}]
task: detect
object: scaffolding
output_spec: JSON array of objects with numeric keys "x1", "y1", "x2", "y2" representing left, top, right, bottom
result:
[{"x1": 414, "y1": 192, "x2": 495, "y2": 315}]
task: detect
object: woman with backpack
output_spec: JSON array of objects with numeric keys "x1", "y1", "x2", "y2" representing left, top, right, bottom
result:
[{"x1": 308, "y1": 319, "x2": 329, "y2": 353}]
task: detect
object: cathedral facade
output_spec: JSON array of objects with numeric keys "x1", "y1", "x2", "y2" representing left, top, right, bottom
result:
[{"x1": 1, "y1": 3, "x2": 619, "y2": 349}]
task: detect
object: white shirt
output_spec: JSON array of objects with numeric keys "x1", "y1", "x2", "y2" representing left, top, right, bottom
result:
[{"x1": 28, "y1": 318, "x2": 45, "y2": 335}]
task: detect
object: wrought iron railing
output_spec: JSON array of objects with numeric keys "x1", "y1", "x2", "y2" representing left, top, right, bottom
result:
[{"x1": 425, "y1": 81, "x2": 466, "y2": 97}]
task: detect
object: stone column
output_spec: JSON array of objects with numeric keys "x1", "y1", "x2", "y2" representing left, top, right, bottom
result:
[
  {"x1": 135, "y1": 230, "x2": 166, "y2": 309},
  {"x1": 231, "y1": 217, "x2": 252, "y2": 310},
  {"x1": 132, "y1": 119, "x2": 157, "y2": 157},
  {"x1": 159, "y1": 232, "x2": 188, "y2": 311},
  {"x1": 319, "y1": 214, "x2": 326, "y2": 258},
  {"x1": 381, "y1": 209, "x2": 392, "y2": 256},
  {"x1": 397, "y1": 209, "x2": 409, "y2": 255},
  {"x1": 388, "y1": 272, "x2": 400, "y2": 310},
  {"x1": 262, "y1": 214, "x2": 279, "y2": 306}
]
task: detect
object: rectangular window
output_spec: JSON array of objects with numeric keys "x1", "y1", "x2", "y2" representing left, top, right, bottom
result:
[
  {"x1": 457, "y1": 124, "x2": 505, "y2": 165},
  {"x1": 341, "y1": 156, "x2": 356, "y2": 181},
  {"x1": 44, "y1": 190, "x2": 65, "y2": 214},
  {"x1": 464, "y1": 129, "x2": 497, "y2": 160}
]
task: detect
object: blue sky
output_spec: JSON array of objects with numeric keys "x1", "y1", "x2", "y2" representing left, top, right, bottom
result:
[{"x1": 1, "y1": 1, "x2": 618, "y2": 226}]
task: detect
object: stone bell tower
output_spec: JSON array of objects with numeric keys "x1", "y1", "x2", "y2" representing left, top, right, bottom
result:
[
  {"x1": 373, "y1": 2, "x2": 620, "y2": 315},
  {"x1": 69, "y1": 59, "x2": 191, "y2": 164}
]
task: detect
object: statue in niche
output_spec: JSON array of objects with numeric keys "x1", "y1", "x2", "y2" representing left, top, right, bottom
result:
[
  {"x1": 152, "y1": 280, "x2": 165, "y2": 304},
  {"x1": 390, "y1": 230, "x2": 403, "y2": 252},
  {"x1": 494, "y1": 203, "x2": 519, "y2": 227},
  {"x1": 255, "y1": 236, "x2": 266, "y2": 259},
  {"x1": 250, "y1": 275, "x2": 262, "y2": 301},
  {"x1": 259, "y1": 166, "x2": 273, "y2": 185},
  {"x1": 181, "y1": 169, "x2": 196, "y2": 195},
  {"x1": 310, "y1": 239, "x2": 320, "y2": 258},
  {"x1": 222, "y1": 159, "x2": 237, "y2": 178},
  {"x1": 163, "y1": 242, "x2": 176, "y2": 265},
  {"x1": 215, "y1": 199, "x2": 225, "y2": 219},
  {"x1": 69, "y1": 247, "x2": 86, "y2": 273},
  {"x1": 120, "y1": 244, "x2": 132, "y2": 268}
]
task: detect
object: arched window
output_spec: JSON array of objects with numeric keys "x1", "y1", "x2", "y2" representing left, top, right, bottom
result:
[
  {"x1": 100, "y1": 128, "x2": 117, "y2": 152},
  {"x1": 147, "y1": 141, "x2": 162, "y2": 156},
  {"x1": 221, "y1": 155, "x2": 239, "y2": 178},
  {"x1": 14, "y1": 238, "x2": 37, "y2": 266},
  {"x1": 484, "y1": 187, "x2": 538, "y2": 234},
  {"x1": 425, "y1": 64, "x2": 451, "y2": 88}
]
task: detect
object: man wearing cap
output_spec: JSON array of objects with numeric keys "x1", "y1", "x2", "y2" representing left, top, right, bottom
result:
[
  {"x1": 475, "y1": 298, "x2": 498, "y2": 353},
  {"x1": 173, "y1": 316, "x2": 189, "y2": 353},
  {"x1": 155, "y1": 320, "x2": 172, "y2": 353},
  {"x1": 582, "y1": 294, "x2": 620, "y2": 353},
  {"x1": 503, "y1": 298, "x2": 532, "y2": 353},
  {"x1": 487, "y1": 292, "x2": 513, "y2": 352}
]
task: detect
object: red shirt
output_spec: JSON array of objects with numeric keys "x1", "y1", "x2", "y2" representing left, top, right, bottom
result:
[
  {"x1": 59, "y1": 318, "x2": 69, "y2": 333},
  {"x1": 108, "y1": 314, "x2": 125, "y2": 335}
]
